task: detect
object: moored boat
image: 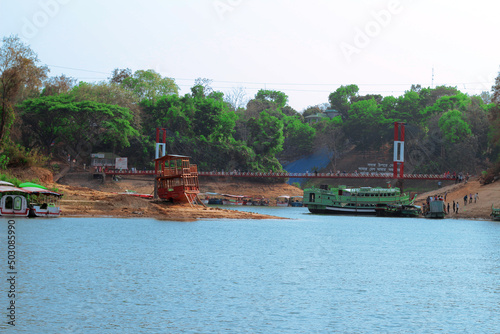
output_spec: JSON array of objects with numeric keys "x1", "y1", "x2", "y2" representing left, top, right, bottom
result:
[
  {"x1": 259, "y1": 198, "x2": 270, "y2": 206},
  {"x1": 276, "y1": 195, "x2": 290, "y2": 207},
  {"x1": 22, "y1": 186, "x2": 63, "y2": 217},
  {"x1": 376, "y1": 203, "x2": 421, "y2": 217},
  {"x1": 222, "y1": 194, "x2": 244, "y2": 205},
  {"x1": 196, "y1": 193, "x2": 210, "y2": 205},
  {"x1": 289, "y1": 196, "x2": 303, "y2": 207},
  {"x1": 0, "y1": 186, "x2": 30, "y2": 217},
  {"x1": 423, "y1": 196, "x2": 446, "y2": 219},
  {"x1": 303, "y1": 185, "x2": 413, "y2": 215}
]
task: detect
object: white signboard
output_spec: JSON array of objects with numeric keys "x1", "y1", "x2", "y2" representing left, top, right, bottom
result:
[{"x1": 115, "y1": 157, "x2": 128, "y2": 170}]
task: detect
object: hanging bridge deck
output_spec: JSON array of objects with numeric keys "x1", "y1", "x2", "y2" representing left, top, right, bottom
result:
[{"x1": 103, "y1": 170, "x2": 454, "y2": 181}]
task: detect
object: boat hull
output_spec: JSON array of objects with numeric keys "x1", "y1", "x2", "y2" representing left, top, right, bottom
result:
[
  {"x1": 29, "y1": 206, "x2": 61, "y2": 217},
  {"x1": 304, "y1": 186, "x2": 412, "y2": 216},
  {"x1": 308, "y1": 204, "x2": 376, "y2": 215},
  {"x1": 222, "y1": 200, "x2": 243, "y2": 205}
]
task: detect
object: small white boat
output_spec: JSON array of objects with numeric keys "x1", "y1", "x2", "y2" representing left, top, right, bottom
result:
[
  {"x1": 222, "y1": 194, "x2": 245, "y2": 205},
  {"x1": 22, "y1": 187, "x2": 63, "y2": 217},
  {"x1": 0, "y1": 186, "x2": 30, "y2": 217},
  {"x1": 276, "y1": 195, "x2": 290, "y2": 207}
]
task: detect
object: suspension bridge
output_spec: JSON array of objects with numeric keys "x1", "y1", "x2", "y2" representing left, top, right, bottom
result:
[
  {"x1": 102, "y1": 169, "x2": 455, "y2": 181},
  {"x1": 100, "y1": 123, "x2": 458, "y2": 182}
]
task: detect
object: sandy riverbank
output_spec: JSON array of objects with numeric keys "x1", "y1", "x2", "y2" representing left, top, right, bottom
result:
[
  {"x1": 413, "y1": 177, "x2": 500, "y2": 220},
  {"x1": 5, "y1": 167, "x2": 500, "y2": 220}
]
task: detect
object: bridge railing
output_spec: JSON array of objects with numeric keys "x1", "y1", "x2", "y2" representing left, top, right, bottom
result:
[{"x1": 102, "y1": 169, "x2": 457, "y2": 180}]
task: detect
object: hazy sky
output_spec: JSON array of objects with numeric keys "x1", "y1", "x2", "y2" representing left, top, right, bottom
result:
[{"x1": 1, "y1": 0, "x2": 499, "y2": 111}]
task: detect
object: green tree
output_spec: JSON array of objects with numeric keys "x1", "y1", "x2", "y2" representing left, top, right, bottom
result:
[
  {"x1": 70, "y1": 81, "x2": 142, "y2": 130},
  {"x1": 19, "y1": 95, "x2": 138, "y2": 158},
  {"x1": 0, "y1": 35, "x2": 48, "y2": 145},
  {"x1": 343, "y1": 98, "x2": 390, "y2": 150},
  {"x1": 193, "y1": 96, "x2": 236, "y2": 142},
  {"x1": 247, "y1": 111, "x2": 284, "y2": 156},
  {"x1": 122, "y1": 69, "x2": 178, "y2": 102},
  {"x1": 395, "y1": 90, "x2": 421, "y2": 123},
  {"x1": 255, "y1": 89, "x2": 288, "y2": 109},
  {"x1": 280, "y1": 116, "x2": 315, "y2": 160},
  {"x1": 438, "y1": 109, "x2": 471, "y2": 143},
  {"x1": 328, "y1": 84, "x2": 359, "y2": 120},
  {"x1": 488, "y1": 72, "x2": 500, "y2": 161},
  {"x1": 420, "y1": 92, "x2": 469, "y2": 122}
]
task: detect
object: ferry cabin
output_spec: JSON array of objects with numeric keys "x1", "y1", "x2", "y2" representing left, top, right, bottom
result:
[
  {"x1": 155, "y1": 154, "x2": 200, "y2": 203},
  {"x1": 0, "y1": 186, "x2": 30, "y2": 217},
  {"x1": 304, "y1": 185, "x2": 411, "y2": 215}
]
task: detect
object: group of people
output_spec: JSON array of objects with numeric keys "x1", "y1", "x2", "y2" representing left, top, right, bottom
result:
[
  {"x1": 449, "y1": 192, "x2": 479, "y2": 214},
  {"x1": 424, "y1": 190, "x2": 480, "y2": 215}
]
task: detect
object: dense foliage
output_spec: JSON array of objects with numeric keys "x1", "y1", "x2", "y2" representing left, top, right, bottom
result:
[{"x1": 1, "y1": 35, "x2": 499, "y2": 178}]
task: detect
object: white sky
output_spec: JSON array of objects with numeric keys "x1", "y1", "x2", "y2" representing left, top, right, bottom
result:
[{"x1": 1, "y1": 0, "x2": 499, "y2": 111}]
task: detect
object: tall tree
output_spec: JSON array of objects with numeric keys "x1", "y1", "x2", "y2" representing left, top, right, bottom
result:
[
  {"x1": 70, "y1": 81, "x2": 142, "y2": 130},
  {"x1": 489, "y1": 72, "x2": 500, "y2": 160},
  {"x1": 109, "y1": 68, "x2": 132, "y2": 84},
  {"x1": 255, "y1": 89, "x2": 288, "y2": 109},
  {"x1": 42, "y1": 74, "x2": 76, "y2": 96},
  {"x1": 122, "y1": 69, "x2": 178, "y2": 102},
  {"x1": 0, "y1": 35, "x2": 48, "y2": 145},
  {"x1": 224, "y1": 86, "x2": 248, "y2": 111},
  {"x1": 247, "y1": 111, "x2": 284, "y2": 156},
  {"x1": 19, "y1": 94, "x2": 138, "y2": 157},
  {"x1": 438, "y1": 109, "x2": 471, "y2": 143},
  {"x1": 328, "y1": 84, "x2": 359, "y2": 120}
]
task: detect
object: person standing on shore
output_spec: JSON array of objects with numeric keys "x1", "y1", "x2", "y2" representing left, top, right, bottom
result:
[
  {"x1": 453, "y1": 201, "x2": 456, "y2": 213},
  {"x1": 447, "y1": 203, "x2": 450, "y2": 214},
  {"x1": 456, "y1": 202, "x2": 459, "y2": 214},
  {"x1": 464, "y1": 195, "x2": 468, "y2": 206},
  {"x1": 474, "y1": 193, "x2": 479, "y2": 203}
]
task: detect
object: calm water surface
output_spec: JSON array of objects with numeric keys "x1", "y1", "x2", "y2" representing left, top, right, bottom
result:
[{"x1": 1, "y1": 207, "x2": 499, "y2": 333}]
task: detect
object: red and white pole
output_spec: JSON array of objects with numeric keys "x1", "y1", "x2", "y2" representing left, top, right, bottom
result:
[
  {"x1": 155, "y1": 128, "x2": 167, "y2": 159},
  {"x1": 393, "y1": 122, "x2": 405, "y2": 178}
]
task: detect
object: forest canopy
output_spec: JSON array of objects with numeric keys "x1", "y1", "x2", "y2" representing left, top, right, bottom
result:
[{"x1": 1, "y1": 35, "x2": 500, "y2": 177}]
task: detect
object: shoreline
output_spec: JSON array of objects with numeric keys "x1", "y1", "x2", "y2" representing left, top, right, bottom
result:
[{"x1": 4, "y1": 167, "x2": 498, "y2": 221}]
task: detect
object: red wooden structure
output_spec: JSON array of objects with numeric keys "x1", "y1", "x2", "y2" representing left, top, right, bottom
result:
[{"x1": 154, "y1": 154, "x2": 200, "y2": 203}]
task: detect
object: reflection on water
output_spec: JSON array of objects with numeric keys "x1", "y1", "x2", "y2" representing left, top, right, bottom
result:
[{"x1": 1, "y1": 209, "x2": 499, "y2": 333}]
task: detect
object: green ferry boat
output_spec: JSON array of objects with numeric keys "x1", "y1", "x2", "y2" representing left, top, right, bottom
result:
[{"x1": 303, "y1": 185, "x2": 413, "y2": 215}]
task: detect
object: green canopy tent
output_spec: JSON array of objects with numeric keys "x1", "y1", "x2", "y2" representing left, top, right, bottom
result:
[{"x1": 19, "y1": 182, "x2": 47, "y2": 190}]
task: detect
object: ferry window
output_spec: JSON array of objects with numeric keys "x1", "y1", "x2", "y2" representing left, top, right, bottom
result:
[
  {"x1": 14, "y1": 197, "x2": 22, "y2": 210},
  {"x1": 5, "y1": 196, "x2": 13, "y2": 209},
  {"x1": 309, "y1": 193, "x2": 315, "y2": 203}
]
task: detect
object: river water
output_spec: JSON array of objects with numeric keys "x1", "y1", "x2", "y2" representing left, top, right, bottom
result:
[{"x1": 1, "y1": 207, "x2": 499, "y2": 333}]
